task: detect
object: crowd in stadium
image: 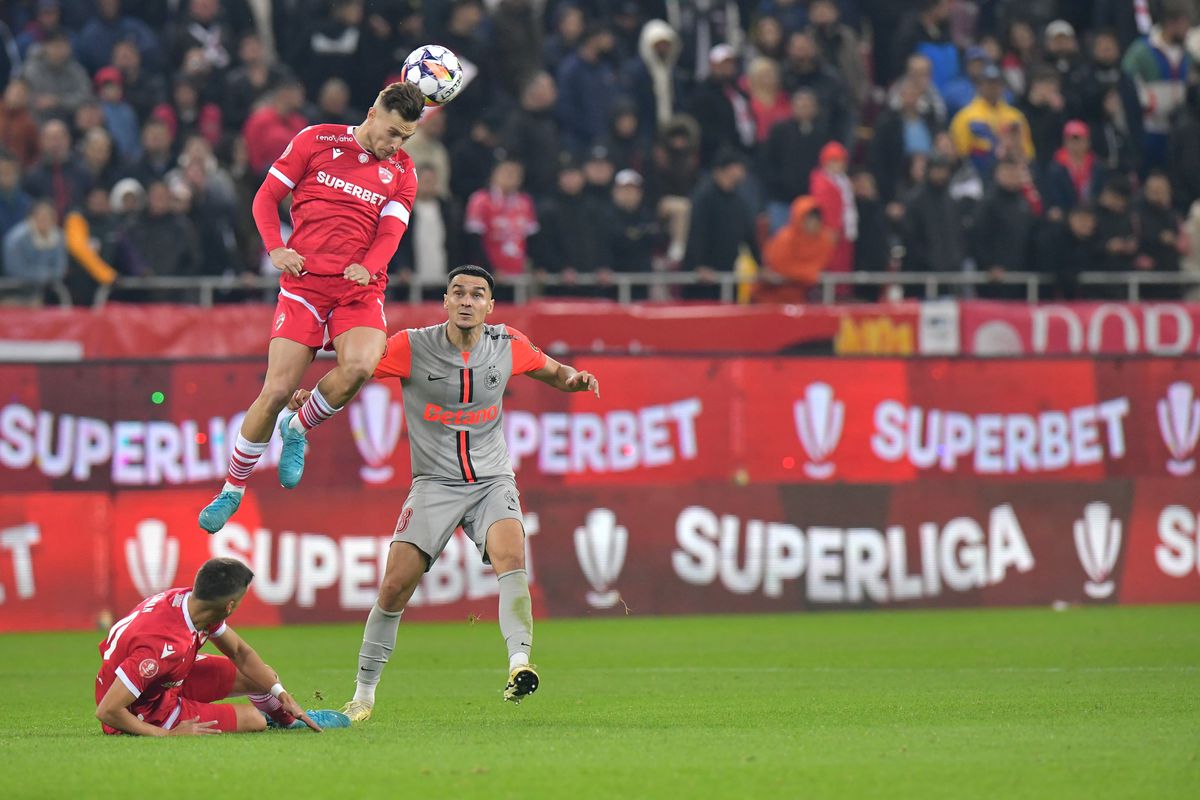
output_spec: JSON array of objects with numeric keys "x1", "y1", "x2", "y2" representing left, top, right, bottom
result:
[{"x1": 2, "y1": 0, "x2": 1200, "y2": 305}]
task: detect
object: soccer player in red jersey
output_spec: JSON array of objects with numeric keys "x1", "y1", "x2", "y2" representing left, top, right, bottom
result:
[
  {"x1": 199, "y1": 82, "x2": 426, "y2": 534},
  {"x1": 94, "y1": 557, "x2": 343, "y2": 735}
]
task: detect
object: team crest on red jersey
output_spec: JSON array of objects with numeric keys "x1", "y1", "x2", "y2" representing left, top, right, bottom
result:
[
  {"x1": 138, "y1": 658, "x2": 159, "y2": 678},
  {"x1": 378, "y1": 165, "x2": 394, "y2": 184}
]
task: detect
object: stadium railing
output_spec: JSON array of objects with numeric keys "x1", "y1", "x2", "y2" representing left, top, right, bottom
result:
[
  {"x1": 0, "y1": 278, "x2": 73, "y2": 307},
  {"x1": 14, "y1": 271, "x2": 1196, "y2": 309}
]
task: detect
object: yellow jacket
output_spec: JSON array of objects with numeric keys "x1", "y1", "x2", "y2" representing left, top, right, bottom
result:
[{"x1": 949, "y1": 96, "x2": 1035, "y2": 165}]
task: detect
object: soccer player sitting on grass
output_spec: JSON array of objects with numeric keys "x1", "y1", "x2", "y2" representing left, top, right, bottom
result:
[
  {"x1": 95, "y1": 557, "x2": 348, "y2": 735},
  {"x1": 288, "y1": 265, "x2": 600, "y2": 718}
]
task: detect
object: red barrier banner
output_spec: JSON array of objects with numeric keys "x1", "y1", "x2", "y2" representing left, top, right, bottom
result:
[
  {"x1": 6, "y1": 358, "x2": 1200, "y2": 490},
  {"x1": 4, "y1": 481, "x2": 1197, "y2": 632},
  {"x1": 0, "y1": 302, "x2": 923, "y2": 359},
  {"x1": 961, "y1": 301, "x2": 1200, "y2": 356}
]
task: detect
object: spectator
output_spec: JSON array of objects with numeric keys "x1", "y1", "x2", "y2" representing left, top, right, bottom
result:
[
  {"x1": 1069, "y1": 28, "x2": 1142, "y2": 135},
  {"x1": 972, "y1": 158, "x2": 1036, "y2": 298},
  {"x1": 112, "y1": 39, "x2": 167, "y2": 123},
  {"x1": 761, "y1": 88, "x2": 827, "y2": 232},
  {"x1": 902, "y1": 155, "x2": 968, "y2": 277},
  {"x1": 809, "y1": 141, "x2": 856, "y2": 280},
  {"x1": 1020, "y1": 67, "x2": 1068, "y2": 168},
  {"x1": 536, "y1": 155, "x2": 607, "y2": 293},
  {"x1": 1041, "y1": 119, "x2": 1104, "y2": 217},
  {"x1": 666, "y1": 0, "x2": 742, "y2": 83},
  {"x1": 449, "y1": 112, "x2": 504, "y2": 203},
  {"x1": 0, "y1": 79, "x2": 41, "y2": 168},
  {"x1": 123, "y1": 118, "x2": 175, "y2": 188},
  {"x1": 582, "y1": 145, "x2": 616, "y2": 206},
  {"x1": 683, "y1": 148, "x2": 757, "y2": 299},
  {"x1": 542, "y1": 2, "x2": 585, "y2": 77},
  {"x1": 20, "y1": 30, "x2": 93, "y2": 120},
  {"x1": 94, "y1": 67, "x2": 141, "y2": 162},
  {"x1": 556, "y1": 25, "x2": 618, "y2": 155},
  {"x1": 79, "y1": 128, "x2": 121, "y2": 191},
  {"x1": 1093, "y1": 175, "x2": 1139, "y2": 278},
  {"x1": 942, "y1": 46, "x2": 988, "y2": 118},
  {"x1": 623, "y1": 19, "x2": 684, "y2": 136},
  {"x1": 172, "y1": 151, "x2": 239, "y2": 276},
  {"x1": 755, "y1": 0, "x2": 808, "y2": 36},
  {"x1": 687, "y1": 44, "x2": 750, "y2": 166},
  {"x1": 297, "y1": 0, "x2": 367, "y2": 106},
  {"x1": 888, "y1": 53, "x2": 948, "y2": 129},
  {"x1": 650, "y1": 115, "x2": 701, "y2": 264},
  {"x1": 73, "y1": 100, "x2": 108, "y2": 143},
  {"x1": 492, "y1": 0, "x2": 543, "y2": 98},
  {"x1": 1122, "y1": 1, "x2": 1193, "y2": 170},
  {"x1": 745, "y1": 14, "x2": 785, "y2": 62},
  {"x1": 743, "y1": 57, "x2": 790, "y2": 145},
  {"x1": 1169, "y1": 87, "x2": 1200, "y2": 212},
  {"x1": 851, "y1": 170, "x2": 890, "y2": 299},
  {"x1": 404, "y1": 108, "x2": 452, "y2": 200},
  {"x1": 609, "y1": 1, "x2": 647, "y2": 63},
  {"x1": 463, "y1": 156, "x2": 538, "y2": 282},
  {"x1": 781, "y1": 31, "x2": 849, "y2": 144},
  {"x1": 76, "y1": 0, "x2": 161, "y2": 74},
  {"x1": 242, "y1": 80, "x2": 306, "y2": 178},
  {"x1": 308, "y1": 78, "x2": 360, "y2": 129},
  {"x1": 23, "y1": 120, "x2": 91, "y2": 220},
  {"x1": 394, "y1": 162, "x2": 460, "y2": 298},
  {"x1": 871, "y1": 79, "x2": 936, "y2": 207},
  {"x1": 892, "y1": 0, "x2": 958, "y2": 95},
  {"x1": 601, "y1": 168, "x2": 663, "y2": 298},
  {"x1": 1042, "y1": 19, "x2": 1081, "y2": 82},
  {"x1": 949, "y1": 63, "x2": 1034, "y2": 179},
  {"x1": 1136, "y1": 171, "x2": 1184, "y2": 297},
  {"x1": 1092, "y1": 0, "x2": 1152, "y2": 51},
  {"x1": 1035, "y1": 203, "x2": 1101, "y2": 299},
  {"x1": 153, "y1": 77, "x2": 222, "y2": 156},
  {"x1": 0, "y1": 150, "x2": 33, "y2": 252},
  {"x1": 999, "y1": 18, "x2": 1039, "y2": 97},
  {"x1": 63, "y1": 187, "x2": 120, "y2": 305},
  {"x1": 223, "y1": 32, "x2": 292, "y2": 132},
  {"x1": 169, "y1": 0, "x2": 235, "y2": 74},
  {"x1": 1093, "y1": 85, "x2": 1141, "y2": 176},
  {"x1": 604, "y1": 99, "x2": 648, "y2": 175},
  {"x1": 502, "y1": 72, "x2": 561, "y2": 199},
  {"x1": 15, "y1": 0, "x2": 74, "y2": 59},
  {"x1": 806, "y1": 0, "x2": 868, "y2": 112},
  {"x1": 124, "y1": 180, "x2": 200, "y2": 277},
  {"x1": 3, "y1": 198, "x2": 67, "y2": 305},
  {"x1": 756, "y1": 195, "x2": 834, "y2": 303}
]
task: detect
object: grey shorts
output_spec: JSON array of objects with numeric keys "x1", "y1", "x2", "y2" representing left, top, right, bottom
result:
[{"x1": 390, "y1": 477, "x2": 524, "y2": 571}]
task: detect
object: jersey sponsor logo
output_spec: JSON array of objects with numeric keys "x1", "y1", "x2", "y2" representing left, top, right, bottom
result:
[
  {"x1": 126, "y1": 519, "x2": 180, "y2": 598},
  {"x1": 378, "y1": 165, "x2": 393, "y2": 184},
  {"x1": 1157, "y1": 382, "x2": 1200, "y2": 476},
  {"x1": 314, "y1": 134, "x2": 355, "y2": 143},
  {"x1": 574, "y1": 508, "x2": 627, "y2": 609},
  {"x1": 138, "y1": 658, "x2": 159, "y2": 679},
  {"x1": 313, "y1": 171, "x2": 388, "y2": 206},
  {"x1": 161, "y1": 643, "x2": 175, "y2": 658},
  {"x1": 794, "y1": 382, "x2": 844, "y2": 480},
  {"x1": 348, "y1": 383, "x2": 404, "y2": 484},
  {"x1": 424, "y1": 402, "x2": 498, "y2": 427},
  {"x1": 332, "y1": 148, "x2": 344, "y2": 159},
  {"x1": 1074, "y1": 502, "x2": 1122, "y2": 599}
]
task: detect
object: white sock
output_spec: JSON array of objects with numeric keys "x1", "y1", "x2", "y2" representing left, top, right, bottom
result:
[
  {"x1": 288, "y1": 413, "x2": 306, "y2": 433},
  {"x1": 222, "y1": 481, "x2": 246, "y2": 495},
  {"x1": 509, "y1": 652, "x2": 529, "y2": 670},
  {"x1": 353, "y1": 681, "x2": 377, "y2": 705}
]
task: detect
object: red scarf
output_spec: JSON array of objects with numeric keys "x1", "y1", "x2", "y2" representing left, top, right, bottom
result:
[{"x1": 1054, "y1": 147, "x2": 1096, "y2": 200}]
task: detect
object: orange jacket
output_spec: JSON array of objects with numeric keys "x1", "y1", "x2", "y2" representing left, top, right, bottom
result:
[{"x1": 762, "y1": 196, "x2": 836, "y2": 286}]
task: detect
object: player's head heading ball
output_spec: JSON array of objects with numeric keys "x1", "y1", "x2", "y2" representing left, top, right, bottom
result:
[
  {"x1": 193, "y1": 557, "x2": 254, "y2": 617},
  {"x1": 360, "y1": 82, "x2": 426, "y2": 161},
  {"x1": 445, "y1": 265, "x2": 495, "y2": 330}
]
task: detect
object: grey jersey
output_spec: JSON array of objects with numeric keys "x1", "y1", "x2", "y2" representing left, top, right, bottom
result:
[{"x1": 374, "y1": 322, "x2": 548, "y2": 483}]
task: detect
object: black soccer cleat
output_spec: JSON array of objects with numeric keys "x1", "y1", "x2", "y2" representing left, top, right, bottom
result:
[{"x1": 503, "y1": 664, "x2": 539, "y2": 703}]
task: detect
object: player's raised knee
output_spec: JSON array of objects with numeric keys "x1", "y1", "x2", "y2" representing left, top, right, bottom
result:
[
  {"x1": 259, "y1": 380, "x2": 297, "y2": 413},
  {"x1": 340, "y1": 355, "x2": 378, "y2": 385}
]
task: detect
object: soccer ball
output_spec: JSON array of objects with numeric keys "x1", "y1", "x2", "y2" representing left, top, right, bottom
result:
[{"x1": 400, "y1": 45, "x2": 464, "y2": 107}]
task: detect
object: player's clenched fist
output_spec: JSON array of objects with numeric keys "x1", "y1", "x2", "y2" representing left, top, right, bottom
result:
[
  {"x1": 269, "y1": 247, "x2": 306, "y2": 276},
  {"x1": 287, "y1": 389, "x2": 312, "y2": 411},
  {"x1": 343, "y1": 263, "x2": 372, "y2": 286}
]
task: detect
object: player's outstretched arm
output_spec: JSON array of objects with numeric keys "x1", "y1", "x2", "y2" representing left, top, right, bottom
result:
[
  {"x1": 527, "y1": 357, "x2": 600, "y2": 398},
  {"x1": 95, "y1": 682, "x2": 219, "y2": 737},
  {"x1": 211, "y1": 627, "x2": 321, "y2": 732}
]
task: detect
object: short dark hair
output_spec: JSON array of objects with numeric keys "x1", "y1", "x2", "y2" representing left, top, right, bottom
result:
[
  {"x1": 377, "y1": 82, "x2": 426, "y2": 122},
  {"x1": 447, "y1": 264, "x2": 495, "y2": 295},
  {"x1": 194, "y1": 557, "x2": 254, "y2": 601}
]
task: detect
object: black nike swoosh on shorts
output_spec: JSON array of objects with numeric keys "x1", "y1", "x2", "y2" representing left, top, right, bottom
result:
[{"x1": 427, "y1": 374, "x2": 448, "y2": 381}]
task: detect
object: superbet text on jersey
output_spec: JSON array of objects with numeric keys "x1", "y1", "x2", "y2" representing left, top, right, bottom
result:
[
  {"x1": 270, "y1": 124, "x2": 417, "y2": 276},
  {"x1": 95, "y1": 588, "x2": 227, "y2": 733}
]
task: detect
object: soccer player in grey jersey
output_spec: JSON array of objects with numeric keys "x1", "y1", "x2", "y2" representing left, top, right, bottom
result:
[{"x1": 292, "y1": 265, "x2": 599, "y2": 718}]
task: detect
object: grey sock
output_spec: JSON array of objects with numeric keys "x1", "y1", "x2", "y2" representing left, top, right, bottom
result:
[
  {"x1": 356, "y1": 604, "x2": 402, "y2": 693},
  {"x1": 497, "y1": 569, "x2": 533, "y2": 662}
]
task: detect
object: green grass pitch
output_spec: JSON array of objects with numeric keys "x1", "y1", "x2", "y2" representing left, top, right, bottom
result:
[{"x1": 1, "y1": 606, "x2": 1197, "y2": 799}]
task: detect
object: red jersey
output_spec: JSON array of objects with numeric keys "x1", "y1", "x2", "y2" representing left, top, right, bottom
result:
[
  {"x1": 463, "y1": 188, "x2": 539, "y2": 276},
  {"x1": 95, "y1": 587, "x2": 227, "y2": 733},
  {"x1": 267, "y1": 123, "x2": 418, "y2": 276}
]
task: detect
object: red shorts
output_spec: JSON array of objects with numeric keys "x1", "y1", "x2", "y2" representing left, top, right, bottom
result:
[
  {"x1": 272, "y1": 271, "x2": 388, "y2": 350},
  {"x1": 103, "y1": 654, "x2": 239, "y2": 735}
]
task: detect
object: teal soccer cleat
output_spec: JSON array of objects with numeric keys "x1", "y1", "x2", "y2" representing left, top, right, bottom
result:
[
  {"x1": 266, "y1": 709, "x2": 351, "y2": 730},
  {"x1": 277, "y1": 413, "x2": 307, "y2": 489},
  {"x1": 198, "y1": 490, "x2": 242, "y2": 534}
]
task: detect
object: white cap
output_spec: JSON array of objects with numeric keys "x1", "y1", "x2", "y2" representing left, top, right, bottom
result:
[
  {"x1": 708, "y1": 43, "x2": 737, "y2": 64},
  {"x1": 614, "y1": 169, "x2": 643, "y2": 187},
  {"x1": 1045, "y1": 19, "x2": 1075, "y2": 40}
]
